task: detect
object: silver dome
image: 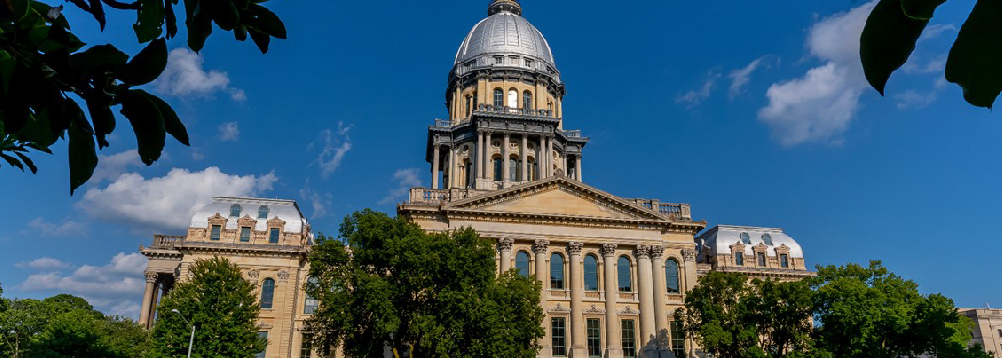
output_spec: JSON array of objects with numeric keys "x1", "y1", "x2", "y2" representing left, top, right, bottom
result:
[{"x1": 454, "y1": 12, "x2": 556, "y2": 68}]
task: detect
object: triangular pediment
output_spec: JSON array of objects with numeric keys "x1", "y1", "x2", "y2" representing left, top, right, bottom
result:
[{"x1": 443, "y1": 176, "x2": 669, "y2": 222}]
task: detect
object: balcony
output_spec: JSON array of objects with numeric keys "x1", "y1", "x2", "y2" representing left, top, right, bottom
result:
[
  {"x1": 624, "y1": 199, "x2": 692, "y2": 221},
  {"x1": 151, "y1": 235, "x2": 185, "y2": 249},
  {"x1": 408, "y1": 188, "x2": 491, "y2": 205},
  {"x1": 474, "y1": 104, "x2": 555, "y2": 118}
]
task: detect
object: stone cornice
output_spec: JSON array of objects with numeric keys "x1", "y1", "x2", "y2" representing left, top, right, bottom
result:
[{"x1": 176, "y1": 242, "x2": 309, "y2": 258}]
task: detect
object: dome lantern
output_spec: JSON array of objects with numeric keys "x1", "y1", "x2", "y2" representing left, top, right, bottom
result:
[{"x1": 488, "y1": 0, "x2": 522, "y2": 16}]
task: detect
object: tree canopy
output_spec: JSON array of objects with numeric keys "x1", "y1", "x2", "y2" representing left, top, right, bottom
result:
[
  {"x1": 150, "y1": 257, "x2": 266, "y2": 358},
  {"x1": 305, "y1": 209, "x2": 545, "y2": 358},
  {"x1": 0, "y1": 0, "x2": 287, "y2": 193}
]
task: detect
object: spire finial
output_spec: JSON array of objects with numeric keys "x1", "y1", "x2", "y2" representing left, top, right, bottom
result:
[{"x1": 488, "y1": 0, "x2": 522, "y2": 16}]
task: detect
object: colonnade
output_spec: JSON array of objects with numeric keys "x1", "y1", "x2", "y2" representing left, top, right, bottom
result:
[
  {"x1": 138, "y1": 271, "x2": 175, "y2": 329},
  {"x1": 431, "y1": 131, "x2": 585, "y2": 190}
]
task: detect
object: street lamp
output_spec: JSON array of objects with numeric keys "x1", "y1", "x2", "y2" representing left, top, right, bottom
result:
[{"x1": 171, "y1": 309, "x2": 196, "y2": 358}]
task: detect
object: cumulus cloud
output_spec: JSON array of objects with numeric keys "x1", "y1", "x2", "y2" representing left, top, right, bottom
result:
[
  {"x1": 676, "y1": 71, "x2": 722, "y2": 109},
  {"x1": 92, "y1": 150, "x2": 142, "y2": 183},
  {"x1": 19, "y1": 253, "x2": 147, "y2": 318},
  {"x1": 25, "y1": 217, "x2": 88, "y2": 237},
  {"x1": 729, "y1": 56, "x2": 777, "y2": 98},
  {"x1": 921, "y1": 24, "x2": 957, "y2": 40},
  {"x1": 78, "y1": 167, "x2": 277, "y2": 231},
  {"x1": 15, "y1": 257, "x2": 73, "y2": 269},
  {"x1": 894, "y1": 89, "x2": 939, "y2": 110},
  {"x1": 155, "y1": 48, "x2": 246, "y2": 101},
  {"x1": 309, "y1": 121, "x2": 353, "y2": 178},
  {"x1": 758, "y1": 2, "x2": 875, "y2": 146},
  {"x1": 378, "y1": 168, "x2": 423, "y2": 205},
  {"x1": 218, "y1": 122, "x2": 240, "y2": 142}
]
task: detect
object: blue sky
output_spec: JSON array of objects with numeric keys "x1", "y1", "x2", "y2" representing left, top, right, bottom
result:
[{"x1": 1, "y1": 0, "x2": 997, "y2": 317}]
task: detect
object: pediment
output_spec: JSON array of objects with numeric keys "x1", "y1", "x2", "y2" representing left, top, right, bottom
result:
[{"x1": 443, "y1": 177, "x2": 668, "y2": 222}]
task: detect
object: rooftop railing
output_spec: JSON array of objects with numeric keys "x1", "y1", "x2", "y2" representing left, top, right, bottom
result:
[
  {"x1": 151, "y1": 235, "x2": 185, "y2": 249},
  {"x1": 475, "y1": 104, "x2": 554, "y2": 118},
  {"x1": 625, "y1": 199, "x2": 692, "y2": 220},
  {"x1": 561, "y1": 130, "x2": 582, "y2": 138},
  {"x1": 408, "y1": 188, "x2": 489, "y2": 205}
]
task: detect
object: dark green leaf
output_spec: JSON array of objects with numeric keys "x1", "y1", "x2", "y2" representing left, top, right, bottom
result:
[
  {"x1": 165, "y1": 0, "x2": 177, "y2": 38},
  {"x1": 900, "y1": 0, "x2": 947, "y2": 20},
  {"x1": 13, "y1": 110, "x2": 60, "y2": 147},
  {"x1": 145, "y1": 93, "x2": 189, "y2": 145},
  {"x1": 860, "y1": 0, "x2": 929, "y2": 95},
  {"x1": 0, "y1": 153, "x2": 24, "y2": 171},
  {"x1": 68, "y1": 104, "x2": 96, "y2": 194},
  {"x1": 118, "y1": 38, "x2": 167, "y2": 86},
  {"x1": 85, "y1": 93, "x2": 115, "y2": 148},
  {"x1": 246, "y1": 4, "x2": 284, "y2": 39},
  {"x1": 86, "y1": 0, "x2": 106, "y2": 29},
  {"x1": 945, "y1": 0, "x2": 1002, "y2": 109},
  {"x1": 210, "y1": 0, "x2": 240, "y2": 30},
  {"x1": 13, "y1": 151, "x2": 37, "y2": 173},
  {"x1": 133, "y1": 0, "x2": 165, "y2": 43},
  {"x1": 0, "y1": 50, "x2": 14, "y2": 93},
  {"x1": 117, "y1": 89, "x2": 165, "y2": 165},
  {"x1": 233, "y1": 24, "x2": 247, "y2": 41},
  {"x1": 70, "y1": 44, "x2": 129, "y2": 73},
  {"x1": 2, "y1": 0, "x2": 30, "y2": 20},
  {"x1": 39, "y1": 24, "x2": 85, "y2": 53},
  {"x1": 187, "y1": 12, "x2": 212, "y2": 53},
  {"x1": 248, "y1": 29, "x2": 269, "y2": 54}
]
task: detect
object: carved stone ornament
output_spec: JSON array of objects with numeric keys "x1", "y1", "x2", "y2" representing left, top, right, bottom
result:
[
  {"x1": 649, "y1": 245, "x2": 665, "y2": 259},
  {"x1": 635, "y1": 245, "x2": 651, "y2": 259},
  {"x1": 498, "y1": 237, "x2": 515, "y2": 252},
  {"x1": 618, "y1": 306, "x2": 640, "y2": 316},
  {"x1": 548, "y1": 303, "x2": 572, "y2": 313},
  {"x1": 774, "y1": 244, "x2": 791, "y2": 254},
  {"x1": 682, "y1": 248, "x2": 697, "y2": 262},
  {"x1": 533, "y1": 239, "x2": 550, "y2": 254},
  {"x1": 145, "y1": 271, "x2": 158, "y2": 283},
  {"x1": 277, "y1": 270, "x2": 290, "y2": 282},
  {"x1": 247, "y1": 269, "x2": 260, "y2": 279},
  {"x1": 568, "y1": 242, "x2": 583, "y2": 256},
  {"x1": 584, "y1": 304, "x2": 606, "y2": 314},
  {"x1": 600, "y1": 243, "x2": 618, "y2": 257}
]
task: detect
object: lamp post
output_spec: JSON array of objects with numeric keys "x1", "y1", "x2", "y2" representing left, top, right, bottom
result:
[{"x1": 171, "y1": 309, "x2": 196, "y2": 358}]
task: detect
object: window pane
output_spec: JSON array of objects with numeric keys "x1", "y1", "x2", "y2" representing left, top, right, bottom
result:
[
  {"x1": 762, "y1": 233, "x2": 773, "y2": 245},
  {"x1": 494, "y1": 89, "x2": 503, "y2": 107},
  {"x1": 509, "y1": 158, "x2": 518, "y2": 181},
  {"x1": 230, "y1": 204, "x2": 242, "y2": 217},
  {"x1": 671, "y1": 320, "x2": 685, "y2": 358},
  {"x1": 550, "y1": 254, "x2": 564, "y2": 290},
  {"x1": 516, "y1": 251, "x2": 531, "y2": 277},
  {"x1": 508, "y1": 89, "x2": 517, "y2": 108},
  {"x1": 622, "y1": 319, "x2": 636, "y2": 358},
  {"x1": 666, "y1": 259, "x2": 680, "y2": 293},
  {"x1": 211, "y1": 225, "x2": 221, "y2": 240},
  {"x1": 269, "y1": 228, "x2": 280, "y2": 244},
  {"x1": 300, "y1": 333, "x2": 313, "y2": 358},
  {"x1": 584, "y1": 255, "x2": 598, "y2": 291},
  {"x1": 258, "y1": 205, "x2": 269, "y2": 219},
  {"x1": 740, "y1": 232, "x2": 750, "y2": 244},
  {"x1": 261, "y1": 278, "x2": 275, "y2": 309},
  {"x1": 240, "y1": 227, "x2": 251, "y2": 242},
  {"x1": 757, "y1": 253, "x2": 766, "y2": 267},
  {"x1": 780, "y1": 254, "x2": 789, "y2": 268},
  {"x1": 523, "y1": 91, "x2": 533, "y2": 110},
  {"x1": 304, "y1": 277, "x2": 319, "y2": 315},
  {"x1": 587, "y1": 318, "x2": 601, "y2": 357},
  {"x1": 551, "y1": 317, "x2": 566, "y2": 356},
  {"x1": 493, "y1": 158, "x2": 503, "y2": 181},
  {"x1": 618, "y1": 257, "x2": 632, "y2": 292},
  {"x1": 256, "y1": 331, "x2": 268, "y2": 358}
]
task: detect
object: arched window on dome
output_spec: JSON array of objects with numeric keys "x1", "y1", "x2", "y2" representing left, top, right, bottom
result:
[
  {"x1": 762, "y1": 233, "x2": 773, "y2": 245},
  {"x1": 230, "y1": 204, "x2": 242, "y2": 217},
  {"x1": 493, "y1": 88, "x2": 504, "y2": 107},
  {"x1": 523, "y1": 90, "x2": 533, "y2": 110},
  {"x1": 261, "y1": 278, "x2": 276, "y2": 309},
  {"x1": 584, "y1": 254, "x2": 598, "y2": 291},
  {"x1": 464, "y1": 159, "x2": 473, "y2": 188},
  {"x1": 666, "y1": 259, "x2": 680, "y2": 293},
  {"x1": 509, "y1": 156, "x2": 520, "y2": 181},
  {"x1": 528, "y1": 158, "x2": 537, "y2": 180},
  {"x1": 493, "y1": 156, "x2": 503, "y2": 181},
  {"x1": 516, "y1": 251, "x2": 530, "y2": 277},
  {"x1": 258, "y1": 205, "x2": 269, "y2": 219},
  {"x1": 740, "y1": 232, "x2": 751, "y2": 245},
  {"x1": 618, "y1": 256, "x2": 632, "y2": 292},
  {"x1": 507, "y1": 88, "x2": 518, "y2": 108},
  {"x1": 551, "y1": 253, "x2": 565, "y2": 290}
]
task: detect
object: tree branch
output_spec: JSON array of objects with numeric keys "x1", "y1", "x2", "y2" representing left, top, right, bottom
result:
[{"x1": 101, "y1": 0, "x2": 139, "y2": 10}]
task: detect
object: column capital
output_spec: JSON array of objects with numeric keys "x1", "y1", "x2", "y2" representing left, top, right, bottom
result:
[
  {"x1": 650, "y1": 245, "x2": 664, "y2": 260},
  {"x1": 635, "y1": 244, "x2": 651, "y2": 259},
  {"x1": 498, "y1": 237, "x2": 515, "y2": 253},
  {"x1": 568, "y1": 242, "x2": 583, "y2": 256},
  {"x1": 533, "y1": 239, "x2": 550, "y2": 254},
  {"x1": 682, "y1": 247, "x2": 697, "y2": 262},
  {"x1": 145, "y1": 271, "x2": 158, "y2": 283},
  {"x1": 600, "y1": 243, "x2": 618, "y2": 257}
]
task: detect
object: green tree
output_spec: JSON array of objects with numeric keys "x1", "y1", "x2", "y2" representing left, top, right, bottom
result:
[
  {"x1": 860, "y1": 0, "x2": 1002, "y2": 108},
  {"x1": 675, "y1": 272, "x2": 815, "y2": 358},
  {"x1": 150, "y1": 257, "x2": 266, "y2": 358},
  {"x1": 305, "y1": 209, "x2": 545, "y2": 358},
  {"x1": 0, "y1": 0, "x2": 287, "y2": 193}
]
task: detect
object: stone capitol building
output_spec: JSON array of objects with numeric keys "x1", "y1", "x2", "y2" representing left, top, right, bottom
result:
[{"x1": 139, "y1": 1, "x2": 815, "y2": 357}]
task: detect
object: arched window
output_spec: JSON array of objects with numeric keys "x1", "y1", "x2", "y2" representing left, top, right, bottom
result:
[
  {"x1": 230, "y1": 204, "x2": 242, "y2": 217},
  {"x1": 528, "y1": 158, "x2": 537, "y2": 180},
  {"x1": 740, "y1": 232, "x2": 751, "y2": 245},
  {"x1": 550, "y1": 253, "x2": 565, "y2": 290},
  {"x1": 261, "y1": 278, "x2": 276, "y2": 309},
  {"x1": 584, "y1": 254, "x2": 598, "y2": 291},
  {"x1": 493, "y1": 88, "x2": 504, "y2": 107},
  {"x1": 258, "y1": 205, "x2": 269, "y2": 219},
  {"x1": 618, "y1": 256, "x2": 632, "y2": 292},
  {"x1": 523, "y1": 90, "x2": 533, "y2": 109},
  {"x1": 493, "y1": 157, "x2": 503, "y2": 181},
  {"x1": 304, "y1": 277, "x2": 318, "y2": 314},
  {"x1": 507, "y1": 88, "x2": 518, "y2": 108},
  {"x1": 762, "y1": 233, "x2": 773, "y2": 245},
  {"x1": 516, "y1": 251, "x2": 530, "y2": 277},
  {"x1": 464, "y1": 159, "x2": 473, "y2": 188},
  {"x1": 509, "y1": 157, "x2": 519, "y2": 181},
  {"x1": 666, "y1": 259, "x2": 680, "y2": 293}
]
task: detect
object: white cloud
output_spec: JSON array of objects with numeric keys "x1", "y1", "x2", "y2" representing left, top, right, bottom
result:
[
  {"x1": 78, "y1": 167, "x2": 277, "y2": 230},
  {"x1": 921, "y1": 24, "x2": 957, "y2": 40},
  {"x1": 15, "y1": 257, "x2": 73, "y2": 269},
  {"x1": 25, "y1": 217, "x2": 88, "y2": 237},
  {"x1": 378, "y1": 168, "x2": 423, "y2": 205},
  {"x1": 894, "y1": 89, "x2": 938, "y2": 110},
  {"x1": 309, "y1": 121, "x2": 353, "y2": 178},
  {"x1": 902, "y1": 54, "x2": 947, "y2": 74},
  {"x1": 299, "y1": 185, "x2": 333, "y2": 219},
  {"x1": 676, "y1": 71, "x2": 722, "y2": 108},
  {"x1": 92, "y1": 150, "x2": 142, "y2": 183},
  {"x1": 729, "y1": 56, "x2": 777, "y2": 98},
  {"x1": 191, "y1": 148, "x2": 205, "y2": 161},
  {"x1": 155, "y1": 48, "x2": 246, "y2": 101},
  {"x1": 758, "y1": 2, "x2": 875, "y2": 146},
  {"x1": 19, "y1": 253, "x2": 147, "y2": 318},
  {"x1": 218, "y1": 122, "x2": 240, "y2": 142}
]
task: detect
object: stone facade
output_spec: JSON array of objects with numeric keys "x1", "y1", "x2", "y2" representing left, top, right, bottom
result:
[{"x1": 960, "y1": 308, "x2": 1002, "y2": 357}]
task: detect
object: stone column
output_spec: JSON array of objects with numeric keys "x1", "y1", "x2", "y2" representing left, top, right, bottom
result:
[
  {"x1": 432, "y1": 145, "x2": 440, "y2": 190},
  {"x1": 483, "y1": 132, "x2": 491, "y2": 180},
  {"x1": 476, "y1": 132, "x2": 484, "y2": 180},
  {"x1": 539, "y1": 136, "x2": 547, "y2": 179},
  {"x1": 682, "y1": 248, "x2": 697, "y2": 292},
  {"x1": 139, "y1": 271, "x2": 156, "y2": 328},
  {"x1": 545, "y1": 137, "x2": 553, "y2": 177},
  {"x1": 602, "y1": 244, "x2": 624, "y2": 358},
  {"x1": 148, "y1": 277, "x2": 161, "y2": 328},
  {"x1": 520, "y1": 135, "x2": 528, "y2": 182},
  {"x1": 534, "y1": 239, "x2": 551, "y2": 357},
  {"x1": 499, "y1": 238, "x2": 514, "y2": 273},
  {"x1": 636, "y1": 245, "x2": 656, "y2": 356},
  {"x1": 568, "y1": 242, "x2": 586, "y2": 357},
  {"x1": 447, "y1": 144, "x2": 456, "y2": 189},
  {"x1": 650, "y1": 246, "x2": 668, "y2": 353},
  {"x1": 575, "y1": 155, "x2": 583, "y2": 182},
  {"x1": 502, "y1": 133, "x2": 511, "y2": 187}
]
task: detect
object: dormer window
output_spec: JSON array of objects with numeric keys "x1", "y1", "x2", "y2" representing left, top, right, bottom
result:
[
  {"x1": 258, "y1": 205, "x2": 269, "y2": 219},
  {"x1": 269, "y1": 228, "x2": 280, "y2": 244},
  {"x1": 780, "y1": 253, "x2": 789, "y2": 268},
  {"x1": 757, "y1": 252, "x2": 766, "y2": 267},
  {"x1": 494, "y1": 56, "x2": 503, "y2": 64},
  {"x1": 240, "y1": 227, "x2": 251, "y2": 242},
  {"x1": 229, "y1": 204, "x2": 242, "y2": 217},
  {"x1": 735, "y1": 251, "x2": 744, "y2": 266},
  {"x1": 740, "y1": 232, "x2": 751, "y2": 245},
  {"x1": 762, "y1": 233, "x2": 773, "y2": 245},
  {"x1": 210, "y1": 225, "x2": 221, "y2": 240}
]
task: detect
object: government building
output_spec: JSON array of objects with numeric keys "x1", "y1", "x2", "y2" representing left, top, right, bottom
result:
[{"x1": 139, "y1": 1, "x2": 814, "y2": 357}]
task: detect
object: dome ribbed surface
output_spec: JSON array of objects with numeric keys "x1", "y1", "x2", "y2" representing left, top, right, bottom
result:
[{"x1": 454, "y1": 12, "x2": 555, "y2": 67}]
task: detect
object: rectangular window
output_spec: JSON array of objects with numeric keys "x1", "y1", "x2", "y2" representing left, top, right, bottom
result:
[
  {"x1": 494, "y1": 56, "x2": 503, "y2": 64},
  {"x1": 525, "y1": 59, "x2": 533, "y2": 67},
  {"x1": 551, "y1": 317, "x2": 567, "y2": 356},
  {"x1": 300, "y1": 333, "x2": 313, "y2": 358},
  {"x1": 210, "y1": 225, "x2": 221, "y2": 241},
  {"x1": 780, "y1": 254, "x2": 789, "y2": 268},
  {"x1": 757, "y1": 252, "x2": 766, "y2": 267},
  {"x1": 587, "y1": 318, "x2": 602, "y2": 357},
  {"x1": 622, "y1": 319, "x2": 636, "y2": 358},
  {"x1": 269, "y1": 228, "x2": 280, "y2": 244},
  {"x1": 256, "y1": 331, "x2": 268, "y2": 358},
  {"x1": 671, "y1": 320, "x2": 685, "y2": 358},
  {"x1": 735, "y1": 252, "x2": 744, "y2": 266},
  {"x1": 493, "y1": 158, "x2": 503, "y2": 181},
  {"x1": 240, "y1": 227, "x2": 251, "y2": 242}
]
